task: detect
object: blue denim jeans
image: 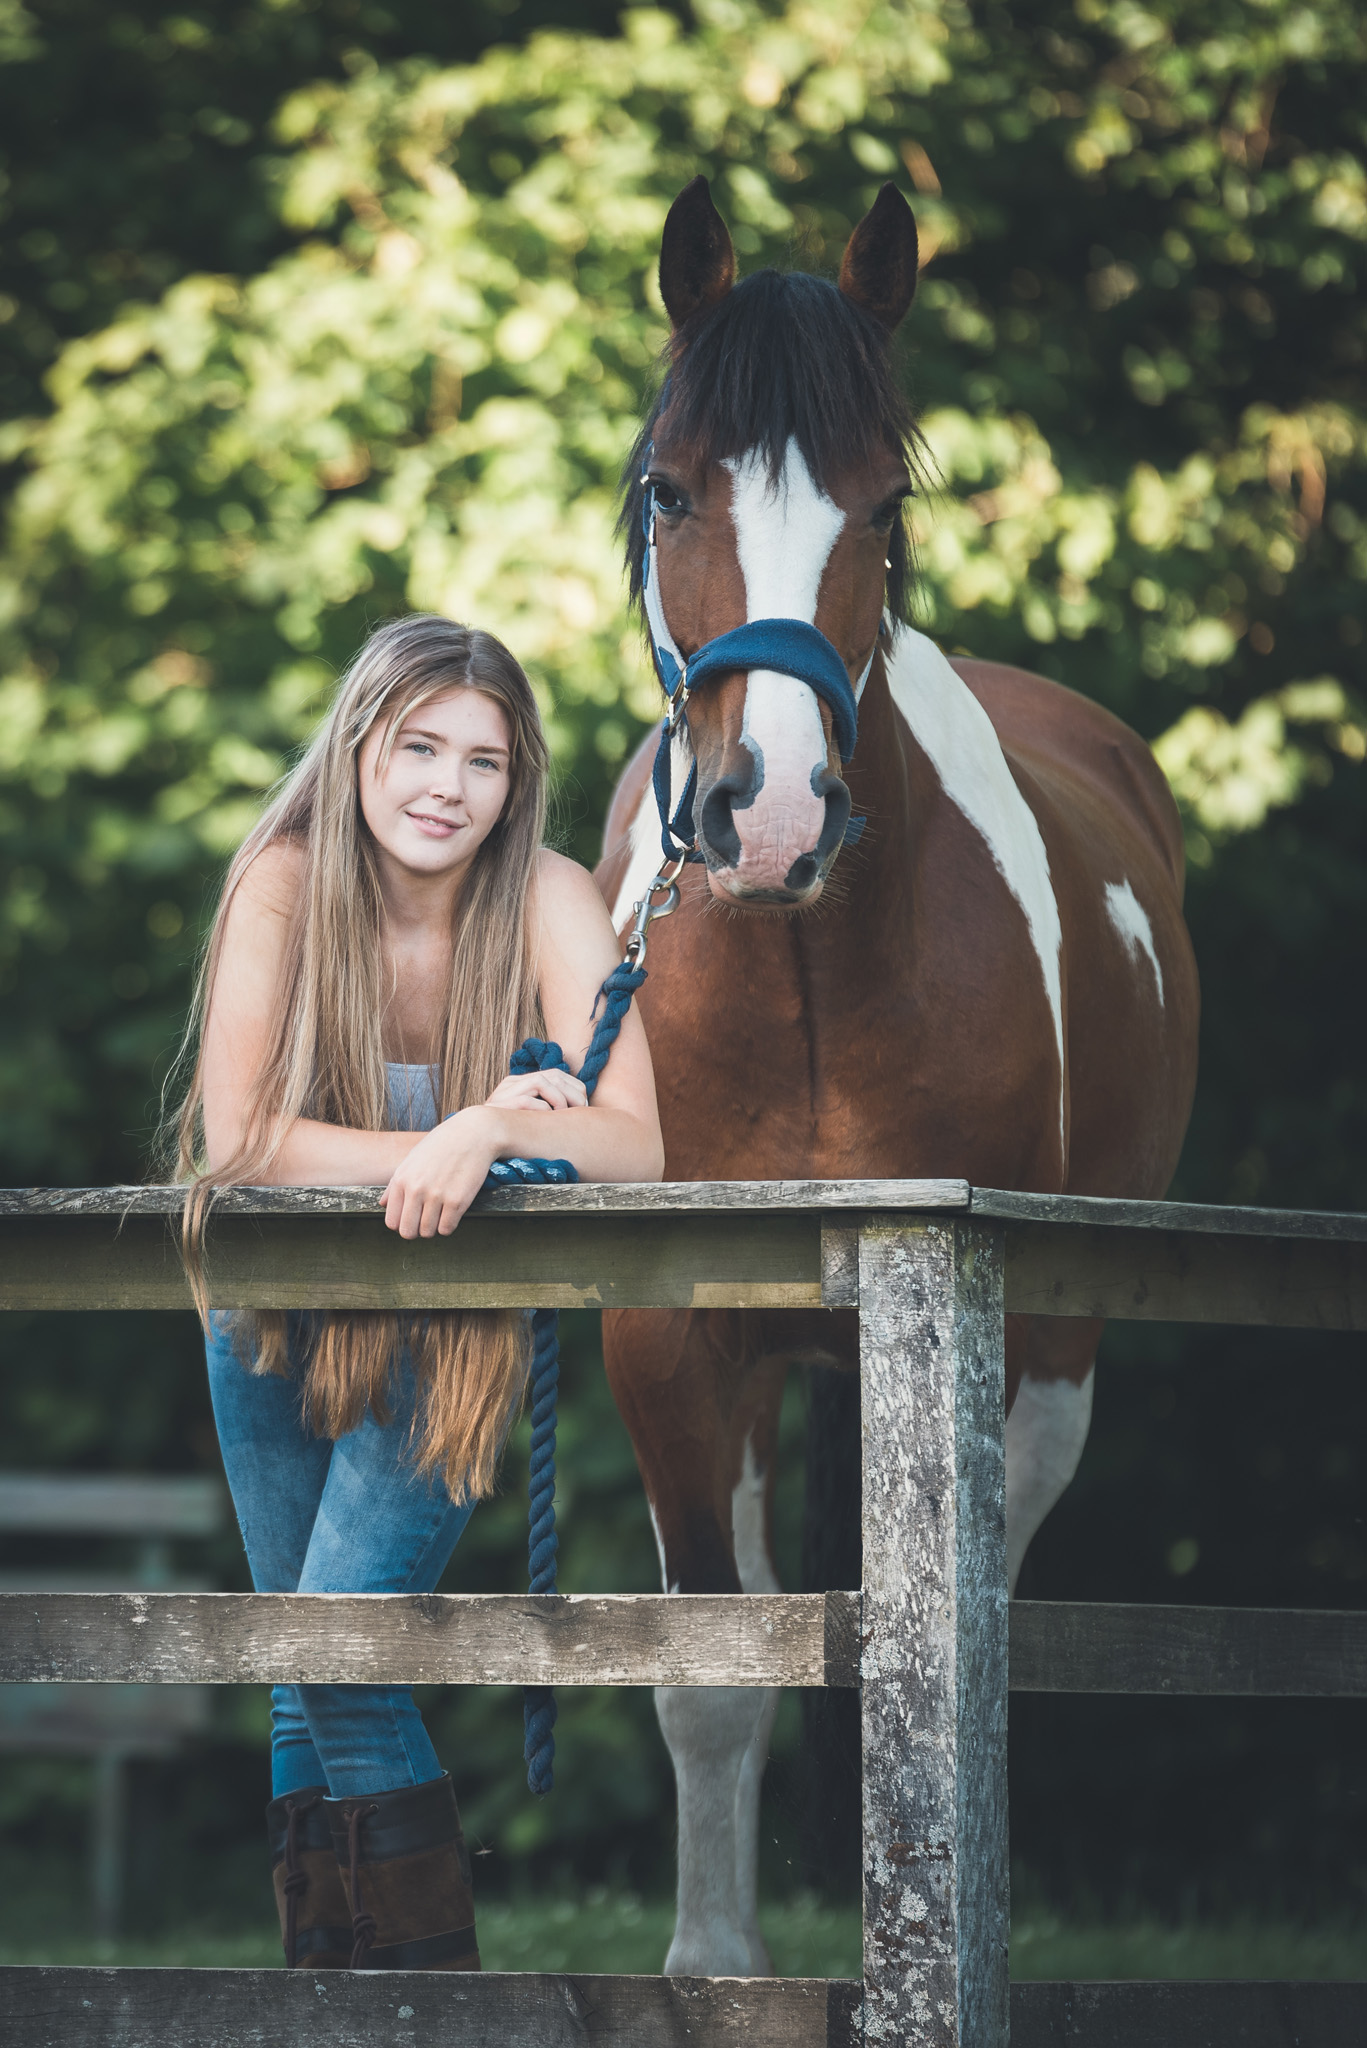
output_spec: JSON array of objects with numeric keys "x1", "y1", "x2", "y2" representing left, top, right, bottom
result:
[{"x1": 205, "y1": 1315, "x2": 475, "y2": 1798}]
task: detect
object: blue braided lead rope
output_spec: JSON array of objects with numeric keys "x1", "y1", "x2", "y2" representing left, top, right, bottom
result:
[{"x1": 479, "y1": 959, "x2": 647, "y2": 1794}]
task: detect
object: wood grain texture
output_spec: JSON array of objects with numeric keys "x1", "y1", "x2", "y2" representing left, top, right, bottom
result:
[
  {"x1": 3, "y1": 1970, "x2": 1361, "y2": 2047},
  {"x1": 0, "y1": 1591, "x2": 860, "y2": 1689},
  {"x1": 0, "y1": 1968, "x2": 861, "y2": 2048},
  {"x1": 1004, "y1": 1221, "x2": 1367, "y2": 1327},
  {"x1": 0, "y1": 1211, "x2": 827, "y2": 1312},
  {"x1": 1011, "y1": 1601, "x2": 1367, "y2": 1696},
  {"x1": 0, "y1": 1178, "x2": 971, "y2": 1219},
  {"x1": 974, "y1": 1185, "x2": 1367, "y2": 1240},
  {"x1": 858, "y1": 1222, "x2": 1009, "y2": 2048},
  {"x1": 1010, "y1": 1980, "x2": 1367, "y2": 2046}
]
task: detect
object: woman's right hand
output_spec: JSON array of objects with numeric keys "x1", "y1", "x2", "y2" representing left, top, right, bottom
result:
[{"x1": 484, "y1": 1069, "x2": 588, "y2": 1114}]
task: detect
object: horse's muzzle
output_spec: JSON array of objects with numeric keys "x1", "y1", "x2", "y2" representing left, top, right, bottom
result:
[{"x1": 699, "y1": 765, "x2": 851, "y2": 905}]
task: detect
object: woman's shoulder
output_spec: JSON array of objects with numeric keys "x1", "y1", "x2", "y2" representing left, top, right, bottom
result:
[
  {"x1": 533, "y1": 848, "x2": 616, "y2": 947},
  {"x1": 228, "y1": 837, "x2": 308, "y2": 926}
]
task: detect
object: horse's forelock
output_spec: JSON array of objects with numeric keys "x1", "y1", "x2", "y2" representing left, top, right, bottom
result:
[{"x1": 618, "y1": 268, "x2": 922, "y2": 622}]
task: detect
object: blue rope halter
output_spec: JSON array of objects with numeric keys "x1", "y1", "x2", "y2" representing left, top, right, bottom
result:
[
  {"x1": 639, "y1": 452, "x2": 877, "y2": 862},
  {"x1": 473, "y1": 927, "x2": 665, "y2": 1795}
]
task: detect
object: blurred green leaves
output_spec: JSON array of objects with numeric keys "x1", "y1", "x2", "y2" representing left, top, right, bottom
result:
[{"x1": 0, "y1": 0, "x2": 1364, "y2": 1190}]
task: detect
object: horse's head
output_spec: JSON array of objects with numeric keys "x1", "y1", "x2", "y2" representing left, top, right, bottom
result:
[{"x1": 624, "y1": 177, "x2": 919, "y2": 907}]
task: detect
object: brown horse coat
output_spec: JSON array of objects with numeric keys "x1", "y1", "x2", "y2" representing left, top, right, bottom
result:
[{"x1": 590, "y1": 176, "x2": 1198, "y2": 1976}]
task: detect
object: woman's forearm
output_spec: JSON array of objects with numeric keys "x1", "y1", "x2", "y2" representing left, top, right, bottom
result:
[
  {"x1": 205, "y1": 1114, "x2": 421, "y2": 1186},
  {"x1": 476, "y1": 1103, "x2": 665, "y2": 1184}
]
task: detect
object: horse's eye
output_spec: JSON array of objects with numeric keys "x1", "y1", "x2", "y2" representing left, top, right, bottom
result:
[
  {"x1": 873, "y1": 489, "x2": 912, "y2": 529},
  {"x1": 649, "y1": 477, "x2": 682, "y2": 514}
]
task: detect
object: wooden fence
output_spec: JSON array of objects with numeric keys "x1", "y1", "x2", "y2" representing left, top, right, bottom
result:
[{"x1": 1, "y1": 1177, "x2": 1365, "y2": 2047}]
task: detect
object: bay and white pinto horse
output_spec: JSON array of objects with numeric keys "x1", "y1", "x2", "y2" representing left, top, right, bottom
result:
[{"x1": 595, "y1": 178, "x2": 1199, "y2": 1975}]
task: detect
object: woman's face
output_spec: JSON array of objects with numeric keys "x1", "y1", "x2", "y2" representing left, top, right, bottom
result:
[{"x1": 357, "y1": 686, "x2": 514, "y2": 883}]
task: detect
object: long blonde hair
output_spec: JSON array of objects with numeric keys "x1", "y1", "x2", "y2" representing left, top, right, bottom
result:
[{"x1": 173, "y1": 615, "x2": 550, "y2": 1502}]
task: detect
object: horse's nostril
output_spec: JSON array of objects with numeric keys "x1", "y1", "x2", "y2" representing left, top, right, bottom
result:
[
  {"x1": 699, "y1": 774, "x2": 745, "y2": 868},
  {"x1": 785, "y1": 852, "x2": 819, "y2": 893},
  {"x1": 812, "y1": 771, "x2": 852, "y2": 863}
]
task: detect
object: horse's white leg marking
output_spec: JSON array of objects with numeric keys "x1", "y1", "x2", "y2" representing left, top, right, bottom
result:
[
  {"x1": 1104, "y1": 878, "x2": 1165, "y2": 1006},
  {"x1": 885, "y1": 626, "x2": 1067, "y2": 1155},
  {"x1": 656, "y1": 1682, "x2": 773, "y2": 1975},
  {"x1": 730, "y1": 1432, "x2": 780, "y2": 1973},
  {"x1": 720, "y1": 442, "x2": 846, "y2": 884},
  {"x1": 647, "y1": 1500, "x2": 678, "y2": 1595},
  {"x1": 655, "y1": 1430, "x2": 780, "y2": 1977},
  {"x1": 1005, "y1": 1370, "x2": 1094, "y2": 1593},
  {"x1": 609, "y1": 731, "x2": 692, "y2": 931}
]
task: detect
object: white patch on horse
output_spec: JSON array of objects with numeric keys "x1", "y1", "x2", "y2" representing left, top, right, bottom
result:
[
  {"x1": 721, "y1": 441, "x2": 846, "y2": 881},
  {"x1": 727, "y1": 1428, "x2": 779, "y2": 1970},
  {"x1": 609, "y1": 728, "x2": 693, "y2": 933},
  {"x1": 656, "y1": 1682, "x2": 776, "y2": 1975},
  {"x1": 730, "y1": 1429, "x2": 781, "y2": 1597},
  {"x1": 1005, "y1": 1370, "x2": 1094, "y2": 1593},
  {"x1": 885, "y1": 626, "x2": 1067, "y2": 1152},
  {"x1": 647, "y1": 1500, "x2": 677, "y2": 1595},
  {"x1": 1105, "y1": 878, "x2": 1164, "y2": 1007}
]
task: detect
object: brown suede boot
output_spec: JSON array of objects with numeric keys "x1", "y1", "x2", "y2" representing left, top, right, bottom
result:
[
  {"x1": 325, "y1": 1772, "x2": 481, "y2": 1971},
  {"x1": 266, "y1": 1787, "x2": 352, "y2": 1969}
]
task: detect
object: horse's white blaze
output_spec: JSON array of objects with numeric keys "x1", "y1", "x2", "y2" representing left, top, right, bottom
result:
[
  {"x1": 1105, "y1": 877, "x2": 1165, "y2": 1007},
  {"x1": 1005, "y1": 1370, "x2": 1094, "y2": 1593},
  {"x1": 885, "y1": 626, "x2": 1067, "y2": 1155},
  {"x1": 721, "y1": 441, "x2": 846, "y2": 886}
]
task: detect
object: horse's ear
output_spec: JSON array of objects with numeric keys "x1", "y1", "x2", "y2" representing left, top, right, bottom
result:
[
  {"x1": 839, "y1": 183, "x2": 918, "y2": 332},
  {"x1": 659, "y1": 176, "x2": 736, "y2": 331}
]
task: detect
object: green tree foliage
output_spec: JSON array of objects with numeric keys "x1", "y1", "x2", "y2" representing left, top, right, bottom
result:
[
  {"x1": 2, "y1": 0, "x2": 1367, "y2": 1914},
  {"x1": 1, "y1": 0, "x2": 1365, "y2": 1190}
]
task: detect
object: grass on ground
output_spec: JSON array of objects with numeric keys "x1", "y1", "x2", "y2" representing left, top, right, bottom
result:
[{"x1": 2, "y1": 1891, "x2": 1365, "y2": 1978}]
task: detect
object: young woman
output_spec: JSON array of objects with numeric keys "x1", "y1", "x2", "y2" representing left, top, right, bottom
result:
[{"x1": 174, "y1": 615, "x2": 663, "y2": 1973}]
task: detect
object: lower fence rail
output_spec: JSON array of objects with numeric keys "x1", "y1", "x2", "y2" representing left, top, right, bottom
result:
[{"x1": 1, "y1": 1969, "x2": 1364, "y2": 2048}]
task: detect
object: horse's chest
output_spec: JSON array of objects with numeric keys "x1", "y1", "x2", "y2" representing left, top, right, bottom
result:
[{"x1": 643, "y1": 932, "x2": 1056, "y2": 1186}]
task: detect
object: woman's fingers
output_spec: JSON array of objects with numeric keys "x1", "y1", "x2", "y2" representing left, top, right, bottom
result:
[{"x1": 486, "y1": 1070, "x2": 587, "y2": 1112}]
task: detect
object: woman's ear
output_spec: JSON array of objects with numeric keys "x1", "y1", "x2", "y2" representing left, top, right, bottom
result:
[
  {"x1": 839, "y1": 183, "x2": 919, "y2": 332},
  {"x1": 659, "y1": 176, "x2": 736, "y2": 331}
]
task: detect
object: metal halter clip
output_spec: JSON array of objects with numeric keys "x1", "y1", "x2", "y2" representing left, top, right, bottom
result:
[
  {"x1": 623, "y1": 862, "x2": 683, "y2": 970},
  {"x1": 665, "y1": 671, "x2": 691, "y2": 736}
]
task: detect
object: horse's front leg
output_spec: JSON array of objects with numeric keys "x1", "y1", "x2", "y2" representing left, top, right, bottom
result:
[{"x1": 603, "y1": 1310, "x2": 785, "y2": 1976}]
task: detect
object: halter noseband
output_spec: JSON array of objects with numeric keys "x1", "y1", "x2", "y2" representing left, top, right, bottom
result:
[{"x1": 640, "y1": 456, "x2": 878, "y2": 862}]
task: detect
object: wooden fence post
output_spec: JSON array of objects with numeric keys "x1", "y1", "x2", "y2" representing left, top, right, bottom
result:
[{"x1": 859, "y1": 1218, "x2": 1009, "y2": 2046}]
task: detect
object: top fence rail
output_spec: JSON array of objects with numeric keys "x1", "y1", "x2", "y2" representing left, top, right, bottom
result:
[{"x1": 0, "y1": 1179, "x2": 1365, "y2": 1325}]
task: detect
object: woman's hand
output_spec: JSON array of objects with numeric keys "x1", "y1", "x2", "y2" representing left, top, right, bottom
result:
[
  {"x1": 484, "y1": 1069, "x2": 587, "y2": 1114},
  {"x1": 381, "y1": 1107, "x2": 501, "y2": 1239}
]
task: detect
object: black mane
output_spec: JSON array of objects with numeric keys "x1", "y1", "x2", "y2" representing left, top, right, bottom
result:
[{"x1": 619, "y1": 268, "x2": 919, "y2": 620}]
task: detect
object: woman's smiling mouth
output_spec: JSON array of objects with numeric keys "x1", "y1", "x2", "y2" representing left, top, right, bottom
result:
[{"x1": 406, "y1": 809, "x2": 461, "y2": 837}]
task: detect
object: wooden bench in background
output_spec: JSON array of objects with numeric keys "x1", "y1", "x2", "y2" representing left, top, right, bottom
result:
[{"x1": 0, "y1": 1471, "x2": 227, "y2": 1938}]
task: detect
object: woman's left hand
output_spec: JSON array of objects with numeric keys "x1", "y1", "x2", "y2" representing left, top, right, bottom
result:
[
  {"x1": 381, "y1": 1108, "x2": 499, "y2": 1239},
  {"x1": 484, "y1": 1069, "x2": 587, "y2": 1114}
]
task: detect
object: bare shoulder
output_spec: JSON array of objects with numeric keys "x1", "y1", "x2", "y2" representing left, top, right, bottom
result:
[
  {"x1": 229, "y1": 838, "x2": 307, "y2": 926},
  {"x1": 536, "y1": 848, "x2": 614, "y2": 932}
]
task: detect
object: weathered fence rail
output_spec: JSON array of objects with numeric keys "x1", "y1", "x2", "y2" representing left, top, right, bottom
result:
[{"x1": 1, "y1": 1179, "x2": 1364, "y2": 2047}]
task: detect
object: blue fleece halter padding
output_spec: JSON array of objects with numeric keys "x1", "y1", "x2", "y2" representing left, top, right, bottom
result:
[{"x1": 679, "y1": 619, "x2": 859, "y2": 765}]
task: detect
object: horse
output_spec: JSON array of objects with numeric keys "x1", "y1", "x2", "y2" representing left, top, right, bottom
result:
[{"x1": 594, "y1": 176, "x2": 1199, "y2": 1977}]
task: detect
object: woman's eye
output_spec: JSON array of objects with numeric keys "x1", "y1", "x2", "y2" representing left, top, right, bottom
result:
[
  {"x1": 649, "y1": 477, "x2": 682, "y2": 514},
  {"x1": 472, "y1": 756, "x2": 503, "y2": 771},
  {"x1": 405, "y1": 741, "x2": 435, "y2": 756}
]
